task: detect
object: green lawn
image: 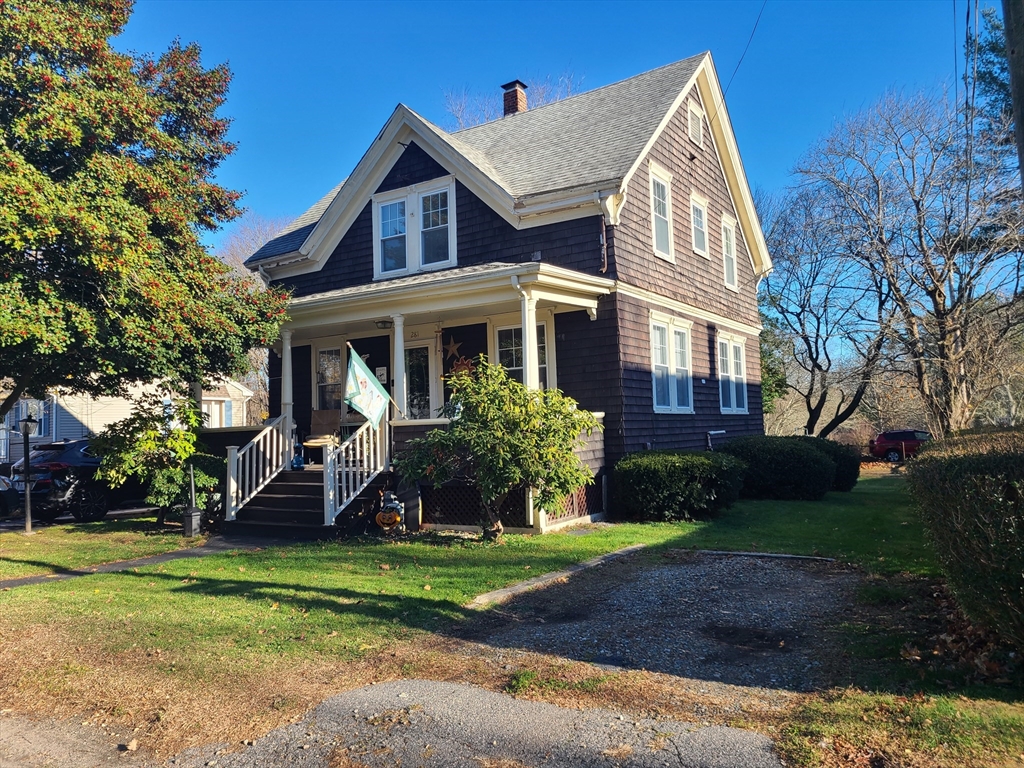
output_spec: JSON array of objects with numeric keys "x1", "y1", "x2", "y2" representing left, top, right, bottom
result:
[
  {"x1": 3, "y1": 474, "x2": 1015, "y2": 766},
  {"x1": 0, "y1": 516, "x2": 207, "y2": 579},
  {"x1": 675, "y1": 474, "x2": 937, "y2": 575}
]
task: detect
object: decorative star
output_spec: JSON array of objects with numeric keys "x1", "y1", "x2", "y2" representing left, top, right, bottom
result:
[{"x1": 444, "y1": 336, "x2": 462, "y2": 360}]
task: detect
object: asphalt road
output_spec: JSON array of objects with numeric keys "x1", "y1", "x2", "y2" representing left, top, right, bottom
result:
[{"x1": 170, "y1": 680, "x2": 783, "y2": 768}]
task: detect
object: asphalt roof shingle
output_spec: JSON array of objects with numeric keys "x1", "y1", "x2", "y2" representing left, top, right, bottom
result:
[{"x1": 246, "y1": 54, "x2": 706, "y2": 266}]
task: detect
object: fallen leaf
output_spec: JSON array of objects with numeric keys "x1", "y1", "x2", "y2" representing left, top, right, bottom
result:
[{"x1": 423, "y1": 584, "x2": 431, "y2": 591}]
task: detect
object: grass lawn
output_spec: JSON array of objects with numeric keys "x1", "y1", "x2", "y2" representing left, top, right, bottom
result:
[
  {"x1": 0, "y1": 472, "x2": 1020, "y2": 765},
  {"x1": 0, "y1": 516, "x2": 208, "y2": 579}
]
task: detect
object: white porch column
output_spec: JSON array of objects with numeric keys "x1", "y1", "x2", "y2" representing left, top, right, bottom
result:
[
  {"x1": 280, "y1": 328, "x2": 294, "y2": 431},
  {"x1": 520, "y1": 290, "x2": 540, "y2": 390},
  {"x1": 392, "y1": 314, "x2": 406, "y2": 417}
]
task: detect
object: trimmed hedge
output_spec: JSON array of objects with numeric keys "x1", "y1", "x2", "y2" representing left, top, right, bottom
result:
[
  {"x1": 613, "y1": 450, "x2": 746, "y2": 522},
  {"x1": 718, "y1": 435, "x2": 835, "y2": 501},
  {"x1": 794, "y1": 436, "x2": 861, "y2": 492},
  {"x1": 906, "y1": 429, "x2": 1024, "y2": 652}
]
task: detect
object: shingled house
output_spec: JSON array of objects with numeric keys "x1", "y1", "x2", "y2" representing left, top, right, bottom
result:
[{"x1": 230, "y1": 52, "x2": 772, "y2": 535}]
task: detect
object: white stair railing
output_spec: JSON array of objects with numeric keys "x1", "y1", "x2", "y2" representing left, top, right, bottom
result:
[
  {"x1": 225, "y1": 414, "x2": 293, "y2": 521},
  {"x1": 323, "y1": 415, "x2": 389, "y2": 526}
]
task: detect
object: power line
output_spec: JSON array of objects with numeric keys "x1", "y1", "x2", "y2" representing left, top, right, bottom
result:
[{"x1": 725, "y1": 0, "x2": 768, "y2": 96}]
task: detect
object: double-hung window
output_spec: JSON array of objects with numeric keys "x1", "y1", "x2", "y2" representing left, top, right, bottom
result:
[
  {"x1": 373, "y1": 176, "x2": 457, "y2": 279},
  {"x1": 649, "y1": 163, "x2": 673, "y2": 261},
  {"x1": 651, "y1": 315, "x2": 693, "y2": 413},
  {"x1": 690, "y1": 193, "x2": 708, "y2": 257},
  {"x1": 718, "y1": 334, "x2": 747, "y2": 414},
  {"x1": 722, "y1": 216, "x2": 738, "y2": 290},
  {"x1": 7, "y1": 399, "x2": 49, "y2": 437},
  {"x1": 496, "y1": 324, "x2": 549, "y2": 388}
]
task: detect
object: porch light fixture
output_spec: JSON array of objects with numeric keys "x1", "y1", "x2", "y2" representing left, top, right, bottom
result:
[
  {"x1": 374, "y1": 319, "x2": 394, "y2": 330},
  {"x1": 19, "y1": 414, "x2": 37, "y2": 535}
]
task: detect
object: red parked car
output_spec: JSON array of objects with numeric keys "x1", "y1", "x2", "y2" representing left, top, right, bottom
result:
[{"x1": 869, "y1": 430, "x2": 932, "y2": 462}]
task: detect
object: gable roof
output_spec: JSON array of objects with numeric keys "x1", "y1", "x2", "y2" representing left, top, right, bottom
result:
[
  {"x1": 452, "y1": 55, "x2": 703, "y2": 198},
  {"x1": 246, "y1": 53, "x2": 770, "y2": 278}
]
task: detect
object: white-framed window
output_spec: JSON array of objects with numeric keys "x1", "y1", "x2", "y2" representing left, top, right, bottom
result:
[
  {"x1": 649, "y1": 163, "x2": 674, "y2": 261},
  {"x1": 722, "y1": 215, "x2": 738, "y2": 290},
  {"x1": 317, "y1": 347, "x2": 345, "y2": 410},
  {"x1": 6, "y1": 399, "x2": 50, "y2": 438},
  {"x1": 651, "y1": 314, "x2": 693, "y2": 413},
  {"x1": 404, "y1": 343, "x2": 437, "y2": 420},
  {"x1": 372, "y1": 176, "x2": 457, "y2": 279},
  {"x1": 687, "y1": 99, "x2": 704, "y2": 147},
  {"x1": 690, "y1": 193, "x2": 708, "y2": 257},
  {"x1": 718, "y1": 334, "x2": 747, "y2": 414},
  {"x1": 496, "y1": 323, "x2": 549, "y2": 388}
]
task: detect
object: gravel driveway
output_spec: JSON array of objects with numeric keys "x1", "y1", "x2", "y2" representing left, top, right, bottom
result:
[
  {"x1": 468, "y1": 551, "x2": 859, "y2": 691},
  {"x1": 0, "y1": 549, "x2": 859, "y2": 768}
]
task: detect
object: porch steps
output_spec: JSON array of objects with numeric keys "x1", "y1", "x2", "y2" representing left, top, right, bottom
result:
[{"x1": 222, "y1": 468, "x2": 391, "y2": 539}]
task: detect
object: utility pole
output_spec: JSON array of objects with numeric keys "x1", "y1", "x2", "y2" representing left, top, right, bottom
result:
[{"x1": 1002, "y1": 0, "x2": 1024, "y2": 183}]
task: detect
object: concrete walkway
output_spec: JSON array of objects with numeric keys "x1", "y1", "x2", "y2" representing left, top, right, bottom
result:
[{"x1": 170, "y1": 680, "x2": 783, "y2": 768}]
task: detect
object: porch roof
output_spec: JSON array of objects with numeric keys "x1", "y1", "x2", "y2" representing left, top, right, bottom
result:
[{"x1": 284, "y1": 262, "x2": 614, "y2": 337}]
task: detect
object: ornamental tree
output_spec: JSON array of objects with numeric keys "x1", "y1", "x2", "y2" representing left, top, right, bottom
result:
[
  {"x1": 0, "y1": 0, "x2": 288, "y2": 417},
  {"x1": 394, "y1": 358, "x2": 600, "y2": 539}
]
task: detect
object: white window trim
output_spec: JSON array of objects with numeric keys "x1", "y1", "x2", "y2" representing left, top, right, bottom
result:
[
  {"x1": 721, "y1": 214, "x2": 739, "y2": 292},
  {"x1": 690, "y1": 192, "x2": 709, "y2": 259},
  {"x1": 717, "y1": 332, "x2": 748, "y2": 415},
  {"x1": 372, "y1": 175, "x2": 457, "y2": 280},
  {"x1": 403, "y1": 341, "x2": 441, "y2": 420},
  {"x1": 492, "y1": 319, "x2": 555, "y2": 389},
  {"x1": 650, "y1": 312, "x2": 694, "y2": 414},
  {"x1": 687, "y1": 98, "x2": 704, "y2": 148},
  {"x1": 649, "y1": 162, "x2": 674, "y2": 263}
]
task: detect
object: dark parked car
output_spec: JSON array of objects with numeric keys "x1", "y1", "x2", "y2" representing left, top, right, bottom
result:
[
  {"x1": 869, "y1": 430, "x2": 932, "y2": 462},
  {"x1": 11, "y1": 440, "x2": 147, "y2": 523},
  {"x1": 0, "y1": 475, "x2": 20, "y2": 518}
]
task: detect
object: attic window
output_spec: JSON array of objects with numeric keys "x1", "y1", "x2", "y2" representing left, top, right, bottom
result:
[
  {"x1": 373, "y1": 176, "x2": 457, "y2": 279},
  {"x1": 687, "y1": 100, "x2": 704, "y2": 147},
  {"x1": 649, "y1": 163, "x2": 674, "y2": 261}
]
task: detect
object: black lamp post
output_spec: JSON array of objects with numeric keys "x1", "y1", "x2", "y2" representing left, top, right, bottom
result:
[{"x1": 19, "y1": 415, "x2": 37, "y2": 534}]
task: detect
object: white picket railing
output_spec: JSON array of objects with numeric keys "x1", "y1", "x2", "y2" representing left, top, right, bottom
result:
[
  {"x1": 225, "y1": 414, "x2": 293, "y2": 521},
  {"x1": 322, "y1": 416, "x2": 389, "y2": 526}
]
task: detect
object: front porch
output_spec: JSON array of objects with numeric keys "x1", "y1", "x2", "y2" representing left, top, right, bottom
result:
[{"x1": 225, "y1": 263, "x2": 614, "y2": 535}]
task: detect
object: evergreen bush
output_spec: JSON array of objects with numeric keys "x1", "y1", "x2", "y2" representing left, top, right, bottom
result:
[
  {"x1": 793, "y1": 436, "x2": 861, "y2": 492},
  {"x1": 718, "y1": 435, "x2": 835, "y2": 500},
  {"x1": 612, "y1": 450, "x2": 746, "y2": 521},
  {"x1": 906, "y1": 429, "x2": 1024, "y2": 652}
]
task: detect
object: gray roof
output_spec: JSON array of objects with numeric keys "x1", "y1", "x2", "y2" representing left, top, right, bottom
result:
[
  {"x1": 453, "y1": 54, "x2": 704, "y2": 197},
  {"x1": 246, "y1": 181, "x2": 345, "y2": 265},
  {"x1": 247, "y1": 54, "x2": 706, "y2": 266},
  {"x1": 291, "y1": 262, "x2": 523, "y2": 304}
]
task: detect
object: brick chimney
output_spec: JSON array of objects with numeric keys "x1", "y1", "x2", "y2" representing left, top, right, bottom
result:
[{"x1": 501, "y1": 80, "x2": 528, "y2": 116}]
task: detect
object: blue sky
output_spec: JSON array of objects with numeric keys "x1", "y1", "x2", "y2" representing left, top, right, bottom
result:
[{"x1": 115, "y1": 0, "x2": 996, "y2": 249}]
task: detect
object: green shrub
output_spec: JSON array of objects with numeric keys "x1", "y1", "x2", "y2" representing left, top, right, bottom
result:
[
  {"x1": 718, "y1": 435, "x2": 835, "y2": 501},
  {"x1": 613, "y1": 450, "x2": 746, "y2": 522},
  {"x1": 146, "y1": 452, "x2": 226, "y2": 513},
  {"x1": 793, "y1": 436, "x2": 861, "y2": 492},
  {"x1": 906, "y1": 429, "x2": 1024, "y2": 652}
]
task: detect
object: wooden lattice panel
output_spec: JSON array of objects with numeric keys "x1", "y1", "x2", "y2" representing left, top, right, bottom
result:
[
  {"x1": 547, "y1": 477, "x2": 604, "y2": 523},
  {"x1": 420, "y1": 484, "x2": 528, "y2": 528}
]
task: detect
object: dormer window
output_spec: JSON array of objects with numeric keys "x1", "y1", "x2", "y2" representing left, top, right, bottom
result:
[{"x1": 373, "y1": 176, "x2": 457, "y2": 278}]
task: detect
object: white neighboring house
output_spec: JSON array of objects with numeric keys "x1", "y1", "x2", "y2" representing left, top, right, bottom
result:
[{"x1": 0, "y1": 380, "x2": 254, "y2": 464}]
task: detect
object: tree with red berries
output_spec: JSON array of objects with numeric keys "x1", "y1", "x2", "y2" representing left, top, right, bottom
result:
[{"x1": 0, "y1": 0, "x2": 288, "y2": 418}]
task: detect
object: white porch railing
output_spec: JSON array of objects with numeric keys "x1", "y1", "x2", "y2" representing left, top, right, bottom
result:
[
  {"x1": 322, "y1": 415, "x2": 389, "y2": 526},
  {"x1": 225, "y1": 414, "x2": 293, "y2": 521}
]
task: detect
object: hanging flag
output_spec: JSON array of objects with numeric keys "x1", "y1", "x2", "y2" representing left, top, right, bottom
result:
[{"x1": 344, "y1": 349, "x2": 390, "y2": 426}]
